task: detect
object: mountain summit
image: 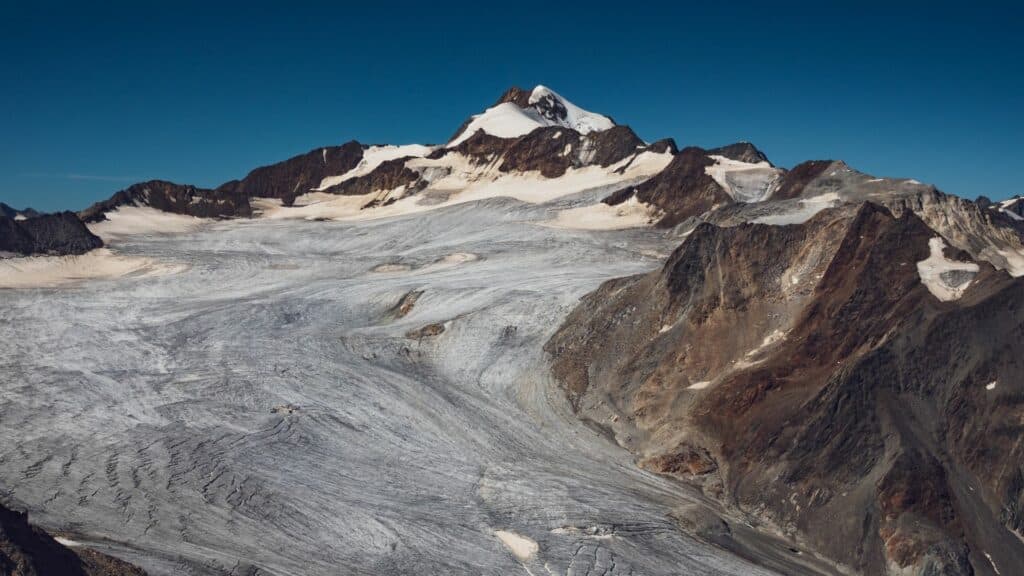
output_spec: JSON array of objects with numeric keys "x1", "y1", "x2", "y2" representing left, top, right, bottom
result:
[{"x1": 447, "y1": 85, "x2": 616, "y2": 147}]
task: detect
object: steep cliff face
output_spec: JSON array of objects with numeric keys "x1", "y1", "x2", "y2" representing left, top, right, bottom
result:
[
  {"x1": 547, "y1": 203, "x2": 1024, "y2": 575},
  {"x1": 0, "y1": 503, "x2": 145, "y2": 576}
]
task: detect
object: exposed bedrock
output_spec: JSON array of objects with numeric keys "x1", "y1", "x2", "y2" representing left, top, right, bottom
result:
[{"x1": 548, "y1": 203, "x2": 1024, "y2": 575}]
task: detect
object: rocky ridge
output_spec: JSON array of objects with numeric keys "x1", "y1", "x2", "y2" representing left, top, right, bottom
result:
[
  {"x1": 547, "y1": 202, "x2": 1024, "y2": 575},
  {"x1": 0, "y1": 209, "x2": 103, "y2": 256}
]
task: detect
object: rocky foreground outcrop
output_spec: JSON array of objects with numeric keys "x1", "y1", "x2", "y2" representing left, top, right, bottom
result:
[
  {"x1": 0, "y1": 502, "x2": 144, "y2": 575},
  {"x1": 0, "y1": 210, "x2": 103, "y2": 256},
  {"x1": 547, "y1": 202, "x2": 1024, "y2": 575}
]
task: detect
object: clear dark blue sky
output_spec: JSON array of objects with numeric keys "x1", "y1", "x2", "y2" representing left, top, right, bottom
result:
[{"x1": 2, "y1": 1, "x2": 1021, "y2": 212}]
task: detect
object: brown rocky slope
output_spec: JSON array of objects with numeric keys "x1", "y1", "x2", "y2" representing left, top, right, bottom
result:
[{"x1": 547, "y1": 203, "x2": 1024, "y2": 575}]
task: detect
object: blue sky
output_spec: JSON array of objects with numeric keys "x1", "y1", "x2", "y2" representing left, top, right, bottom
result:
[{"x1": 1, "y1": 1, "x2": 1021, "y2": 212}]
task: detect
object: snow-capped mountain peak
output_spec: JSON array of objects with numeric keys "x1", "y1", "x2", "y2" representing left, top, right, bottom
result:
[
  {"x1": 447, "y1": 85, "x2": 615, "y2": 147},
  {"x1": 527, "y1": 85, "x2": 615, "y2": 135}
]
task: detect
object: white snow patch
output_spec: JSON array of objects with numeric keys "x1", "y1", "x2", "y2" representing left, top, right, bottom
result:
[
  {"x1": 746, "y1": 330, "x2": 786, "y2": 357},
  {"x1": 986, "y1": 380, "x2": 998, "y2": 391},
  {"x1": 543, "y1": 195, "x2": 658, "y2": 230},
  {"x1": 13, "y1": 214, "x2": 27, "y2": 221},
  {"x1": 54, "y1": 536, "x2": 82, "y2": 547},
  {"x1": 447, "y1": 85, "x2": 613, "y2": 147},
  {"x1": 995, "y1": 248, "x2": 1024, "y2": 277},
  {"x1": 916, "y1": 237, "x2": 979, "y2": 301},
  {"x1": 0, "y1": 248, "x2": 186, "y2": 289},
  {"x1": 984, "y1": 551, "x2": 1001, "y2": 575},
  {"x1": 753, "y1": 193, "x2": 841, "y2": 225},
  {"x1": 87, "y1": 206, "x2": 205, "y2": 240},
  {"x1": 448, "y1": 102, "x2": 552, "y2": 147},
  {"x1": 495, "y1": 530, "x2": 538, "y2": 561},
  {"x1": 316, "y1": 144, "x2": 435, "y2": 190},
  {"x1": 705, "y1": 155, "x2": 782, "y2": 203},
  {"x1": 687, "y1": 381, "x2": 711, "y2": 390},
  {"x1": 997, "y1": 198, "x2": 1023, "y2": 221}
]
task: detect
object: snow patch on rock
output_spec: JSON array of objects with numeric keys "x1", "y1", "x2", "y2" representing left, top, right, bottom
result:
[
  {"x1": 753, "y1": 193, "x2": 841, "y2": 225},
  {"x1": 543, "y1": 195, "x2": 657, "y2": 230},
  {"x1": 261, "y1": 150, "x2": 671, "y2": 223},
  {"x1": 528, "y1": 85, "x2": 614, "y2": 135},
  {"x1": 87, "y1": 206, "x2": 206, "y2": 240},
  {"x1": 916, "y1": 237, "x2": 979, "y2": 301},
  {"x1": 316, "y1": 144, "x2": 435, "y2": 190},
  {"x1": 705, "y1": 155, "x2": 782, "y2": 203},
  {"x1": 448, "y1": 85, "x2": 613, "y2": 147}
]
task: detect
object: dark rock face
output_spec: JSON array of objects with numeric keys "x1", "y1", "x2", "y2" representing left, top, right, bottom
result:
[
  {"x1": 771, "y1": 160, "x2": 834, "y2": 200},
  {"x1": 494, "y1": 86, "x2": 532, "y2": 108},
  {"x1": 604, "y1": 146, "x2": 733, "y2": 227},
  {"x1": 547, "y1": 202, "x2": 1024, "y2": 575},
  {"x1": 487, "y1": 125, "x2": 643, "y2": 178},
  {"x1": 0, "y1": 203, "x2": 40, "y2": 220},
  {"x1": 645, "y1": 138, "x2": 678, "y2": 155},
  {"x1": 707, "y1": 142, "x2": 770, "y2": 165},
  {"x1": 0, "y1": 212, "x2": 103, "y2": 256},
  {"x1": 0, "y1": 502, "x2": 145, "y2": 575},
  {"x1": 216, "y1": 141, "x2": 364, "y2": 206},
  {"x1": 80, "y1": 180, "x2": 252, "y2": 222}
]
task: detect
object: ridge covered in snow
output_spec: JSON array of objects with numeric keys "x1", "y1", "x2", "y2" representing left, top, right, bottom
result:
[
  {"x1": 447, "y1": 85, "x2": 614, "y2": 147},
  {"x1": 316, "y1": 144, "x2": 436, "y2": 190}
]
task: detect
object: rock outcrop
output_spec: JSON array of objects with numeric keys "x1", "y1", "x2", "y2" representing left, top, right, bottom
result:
[
  {"x1": 216, "y1": 141, "x2": 365, "y2": 205},
  {"x1": 548, "y1": 203, "x2": 1024, "y2": 575},
  {"x1": 0, "y1": 502, "x2": 145, "y2": 575},
  {"x1": 0, "y1": 211, "x2": 103, "y2": 256},
  {"x1": 604, "y1": 146, "x2": 734, "y2": 227},
  {"x1": 79, "y1": 180, "x2": 251, "y2": 222}
]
